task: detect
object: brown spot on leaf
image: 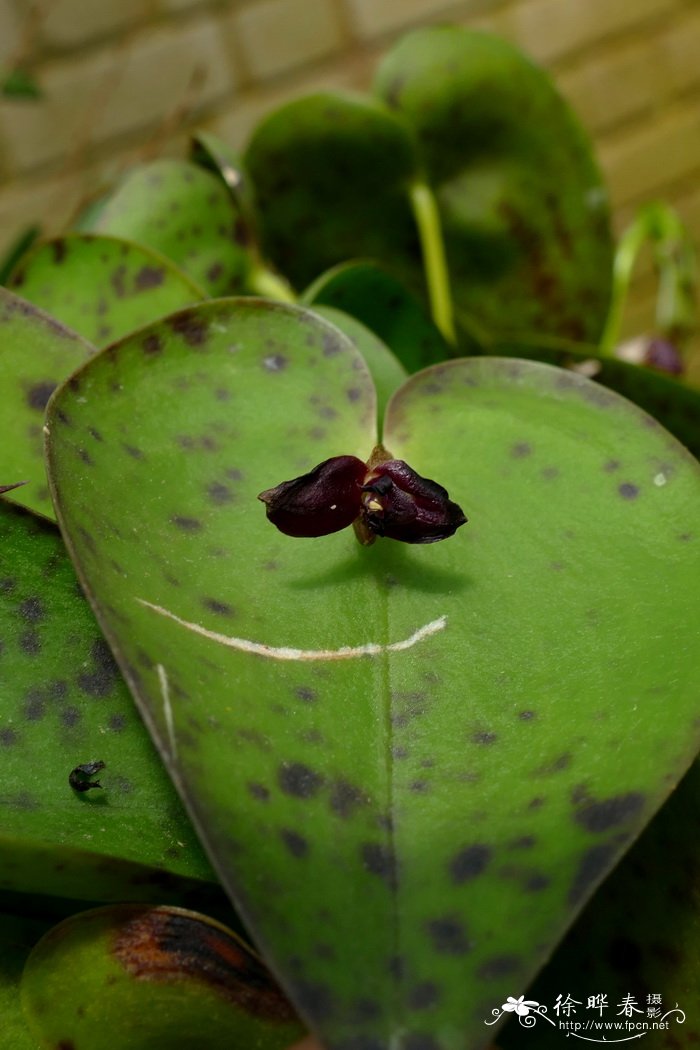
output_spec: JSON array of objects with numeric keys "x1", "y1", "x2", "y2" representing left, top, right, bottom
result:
[
  {"x1": 26, "y1": 381, "x2": 57, "y2": 410},
  {"x1": 280, "y1": 829, "x2": 309, "y2": 858},
  {"x1": 450, "y1": 844, "x2": 492, "y2": 884},
  {"x1": 113, "y1": 906, "x2": 297, "y2": 1021},
  {"x1": 361, "y1": 842, "x2": 396, "y2": 887},
  {"x1": 574, "y1": 792, "x2": 645, "y2": 833},
  {"x1": 202, "y1": 597, "x2": 234, "y2": 616},
  {"x1": 569, "y1": 842, "x2": 617, "y2": 904},
  {"x1": 171, "y1": 515, "x2": 202, "y2": 532},
  {"x1": 278, "y1": 761, "x2": 324, "y2": 798},
  {"x1": 330, "y1": 778, "x2": 368, "y2": 818},
  {"x1": 426, "y1": 916, "x2": 471, "y2": 955},
  {"x1": 618, "y1": 482, "x2": 639, "y2": 500},
  {"x1": 135, "y1": 266, "x2": 164, "y2": 290},
  {"x1": 170, "y1": 312, "x2": 208, "y2": 347}
]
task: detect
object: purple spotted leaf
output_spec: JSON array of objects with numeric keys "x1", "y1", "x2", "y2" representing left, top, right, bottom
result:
[
  {"x1": 45, "y1": 300, "x2": 700, "y2": 1050},
  {"x1": 21, "y1": 904, "x2": 304, "y2": 1050},
  {"x1": 0, "y1": 286, "x2": 94, "y2": 516},
  {"x1": 7, "y1": 233, "x2": 204, "y2": 348},
  {"x1": 500, "y1": 756, "x2": 700, "y2": 1050},
  {"x1": 0, "y1": 497, "x2": 219, "y2": 906},
  {"x1": 89, "y1": 159, "x2": 254, "y2": 298}
]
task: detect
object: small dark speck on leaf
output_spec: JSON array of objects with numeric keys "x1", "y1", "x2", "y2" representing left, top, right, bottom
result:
[
  {"x1": 26, "y1": 381, "x2": 57, "y2": 410},
  {"x1": 471, "y1": 730, "x2": 497, "y2": 745},
  {"x1": 0, "y1": 728, "x2": 19, "y2": 746},
  {"x1": 361, "y1": 842, "x2": 396, "y2": 887},
  {"x1": 19, "y1": 596, "x2": 45, "y2": 624},
  {"x1": 450, "y1": 843, "x2": 492, "y2": 884},
  {"x1": 511, "y1": 442, "x2": 532, "y2": 458},
  {"x1": 247, "y1": 782, "x2": 270, "y2": 801},
  {"x1": 569, "y1": 843, "x2": 617, "y2": 905},
  {"x1": 280, "y1": 829, "x2": 309, "y2": 857},
  {"x1": 618, "y1": 482, "x2": 639, "y2": 500},
  {"x1": 202, "y1": 597, "x2": 234, "y2": 616},
  {"x1": 278, "y1": 761, "x2": 324, "y2": 798},
  {"x1": 171, "y1": 516, "x2": 202, "y2": 532},
  {"x1": 575, "y1": 792, "x2": 645, "y2": 833},
  {"x1": 426, "y1": 916, "x2": 471, "y2": 955}
]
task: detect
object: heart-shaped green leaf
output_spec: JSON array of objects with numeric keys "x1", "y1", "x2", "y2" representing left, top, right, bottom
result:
[
  {"x1": 499, "y1": 758, "x2": 700, "y2": 1050},
  {"x1": 0, "y1": 496, "x2": 217, "y2": 904},
  {"x1": 243, "y1": 92, "x2": 421, "y2": 296},
  {"x1": 0, "y1": 287, "x2": 93, "y2": 515},
  {"x1": 486, "y1": 338, "x2": 700, "y2": 459},
  {"x1": 7, "y1": 234, "x2": 204, "y2": 348},
  {"x1": 373, "y1": 26, "x2": 613, "y2": 344},
  {"x1": 90, "y1": 159, "x2": 253, "y2": 297},
  {"x1": 46, "y1": 301, "x2": 700, "y2": 1050},
  {"x1": 21, "y1": 905, "x2": 304, "y2": 1050},
  {"x1": 303, "y1": 261, "x2": 455, "y2": 371}
]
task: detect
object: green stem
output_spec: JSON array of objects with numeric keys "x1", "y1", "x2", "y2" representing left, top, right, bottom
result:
[
  {"x1": 248, "y1": 265, "x2": 297, "y2": 303},
  {"x1": 600, "y1": 202, "x2": 696, "y2": 356},
  {"x1": 409, "y1": 180, "x2": 456, "y2": 346}
]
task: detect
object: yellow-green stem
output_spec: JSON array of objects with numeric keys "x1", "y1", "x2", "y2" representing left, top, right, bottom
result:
[
  {"x1": 248, "y1": 265, "x2": 297, "y2": 303},
  {"x1": 409, "y1": 180, "x2": 456, "y2": 346}
]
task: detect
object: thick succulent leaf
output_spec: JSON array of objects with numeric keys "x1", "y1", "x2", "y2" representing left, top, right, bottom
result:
[
  {"x1": 46, "y1": 300, "x2": 700, "y2": 1049},
  {"x1": 304, "y1": 261, "x2": 454, "y2": 371},
  {"x1": 0, "y1": 286, "x2": 93, "y2": 515},
  {"x1": 243, "y1": 92, "x2": 422, "y2": 294},
  {"x1": 21, "y1": 904, "x2": 304, "y2": 1050},
  {"x1": 7, "y1": 233, "x2": 204, "y2": 347},
  {"x1": 373, "y1": 26, "x2": 613, "y2": 344},
  {"x1": 311, "y1": 305, "x2": 407, "y2": 423},
  {"x1": 500, "y1": 758, "x2": 700, "y2": 1050},
  {"x1": 90, "y1": 159, "x2": 253, "y2": 297},
  {"x1": 486, "y1": 339, "x2": 700, "y2": 459},
  {"x1": 0, "y1": 911, "x2": 47, "y2": 1050},
  {"x1": 0, "y1": 497, "x2": 218, "y2": 903}
]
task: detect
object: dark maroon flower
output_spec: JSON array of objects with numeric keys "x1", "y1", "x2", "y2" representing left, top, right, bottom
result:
[
  {"x1": 258, "y1": 455, "x2": 366, "y2": 537},
  {"x1": 258, "y1": 447, "x2": 467, "y2": 545},
  {"x1": 361, "y1": 459, "x2": 467, "y2": 544}
]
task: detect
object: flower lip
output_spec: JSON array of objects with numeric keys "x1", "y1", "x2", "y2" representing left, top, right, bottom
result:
[{"x1": 361, "y1": 458, "x2": 467, "y2": 544}]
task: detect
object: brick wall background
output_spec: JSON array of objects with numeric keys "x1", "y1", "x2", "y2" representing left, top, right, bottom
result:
[{"x1": 1, "y1": 0, "x2": 699, "y2": 343}]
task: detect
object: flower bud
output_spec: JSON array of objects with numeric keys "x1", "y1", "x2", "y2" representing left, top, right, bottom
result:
[
  {"x1": 258, "y1": 455, "x2": 365, "y2": 537},
  {"x1": 362, "y1": 459, "x2": 467, "y2": 543}
]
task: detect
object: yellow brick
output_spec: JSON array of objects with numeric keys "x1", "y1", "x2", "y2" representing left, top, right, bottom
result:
[
  {"x1": 505, "y1": 0, "x2": 678, "y2": 65},
  {"x1": 660, "y1": 10, "x2": 700, "y2": 97},
  {"x1": 558, "y1": 41, "x2": 662, "y2": 134},
  {"x1": 0, "y1": 168, "x2": 98, "y2": 254},
  {"x1": 230, "y1": 0, "x2": 344, "y2": 81},
  {"x1": 345, "y1": 0, "x2": 463, "y2": 41},
  {"x1": 39, "y1": 0, "x2": 151, "y2": 50},
  {"x1": 211, "y1": 58, "x2": 369, "y2": 148},
  {"x1": 599, "y1": 105, "x2": 700, "y2": 207},
  {"x1": 0, "y1": 19, "x2": 237, "y2": 172}
]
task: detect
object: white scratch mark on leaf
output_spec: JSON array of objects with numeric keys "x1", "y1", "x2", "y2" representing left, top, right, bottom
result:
[
  {"x1": 138, "y1": 599, "x2": 447, "y2": 661},
  {"x1": 156, "y1": 663, "x2": 177, "y2": 759}
]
